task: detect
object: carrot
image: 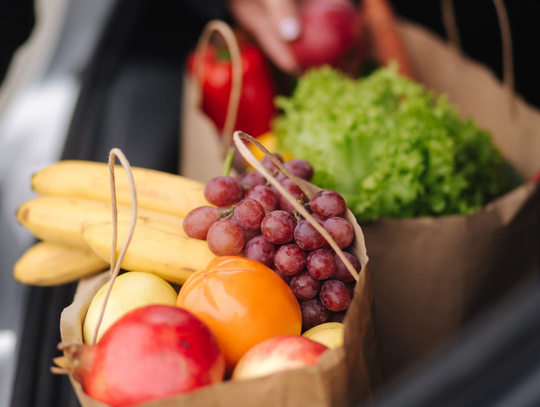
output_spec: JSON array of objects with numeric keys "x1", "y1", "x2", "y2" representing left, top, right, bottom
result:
[{"x1": 361, "y1": 0, "x2": 415, "y2": 79}]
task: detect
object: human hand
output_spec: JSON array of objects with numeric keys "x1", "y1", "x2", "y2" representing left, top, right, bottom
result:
[
  {"x1": 228, "y1": 0, "x2": 350, "y2": 73},
  {"x1": 228, "y1": 0, "x2": 356, "y2": 73},
  {"x1": 228, "y1": 0, "x2": 303, "y2": 73}
]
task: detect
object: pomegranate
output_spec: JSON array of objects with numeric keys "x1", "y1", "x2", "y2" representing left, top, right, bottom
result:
[{"x1": 70, "y1": 305, "x2": 225, "y2": 407}]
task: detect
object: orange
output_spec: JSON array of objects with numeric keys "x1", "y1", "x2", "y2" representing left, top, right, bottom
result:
[{"x1": 177, "y1": 256, "x2": 301, "y2": 371}]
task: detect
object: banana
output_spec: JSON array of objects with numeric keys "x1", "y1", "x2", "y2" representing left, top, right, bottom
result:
[
  {"x1": 17, "y1": 196, "x2": 187, "y2": 250},
  {"x1": 13, "y1": 242, "x2": 108, "y2": 286},
  {"x1": 32, "y1": 160, "x2": 210, "y2": 218},
  {"x1": 82, "y1": 221, "x2": 217, "y2": 285}
]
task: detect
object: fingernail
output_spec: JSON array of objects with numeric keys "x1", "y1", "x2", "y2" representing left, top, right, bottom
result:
[{"x1": 279, "y1": 17, "x2": 300, "y2": 41}]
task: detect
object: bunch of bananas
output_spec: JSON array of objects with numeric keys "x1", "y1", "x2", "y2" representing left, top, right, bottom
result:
[{"x1": 13, "y1": 160, "x2": 217, "y2": 286}]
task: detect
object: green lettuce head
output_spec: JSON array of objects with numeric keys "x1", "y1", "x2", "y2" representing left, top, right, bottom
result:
[{"x1": 274, "y1": 65, "x2": 511, "y2": 221}]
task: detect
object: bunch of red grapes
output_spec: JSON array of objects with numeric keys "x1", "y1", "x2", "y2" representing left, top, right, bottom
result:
[{"x1": 183, "y1": 155, "x2": 361, "y2": 331}]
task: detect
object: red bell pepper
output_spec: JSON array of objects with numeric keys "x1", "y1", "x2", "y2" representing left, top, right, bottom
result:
[{"x1": 187, "y1": 42, "x2": 276, "y2": 138}]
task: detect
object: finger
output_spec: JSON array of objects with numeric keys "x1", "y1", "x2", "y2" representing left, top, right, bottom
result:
[
  {"x1": 228, "y1": 0, "x2": 300, "y2": 72},
  {"x1": 300, "y1": 0, "x2": 351, "y2": 5},
  {"x1": 262, "y1": 0, "x2": 301, "y2": 41},
  {"x1": 245, "y1": 16, "x2": 300, "y2": 72}
]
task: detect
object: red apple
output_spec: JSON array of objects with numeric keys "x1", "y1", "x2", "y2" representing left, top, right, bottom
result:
[
  {"x1": 72, "y1": 305, "x2": 225, "y2": 407},
  {"x1": 232, "y1": 335, "x2": 328, "y2": 380},
  {"x1": 290, "y1": 0, "x2": 365, "y2": 72}
]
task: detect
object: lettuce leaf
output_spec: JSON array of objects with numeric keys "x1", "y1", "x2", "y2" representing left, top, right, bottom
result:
[{"x1": 274, "y1": 65, "x2": 511, "y2": 221}]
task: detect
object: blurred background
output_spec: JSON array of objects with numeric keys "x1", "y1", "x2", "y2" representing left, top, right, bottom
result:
[{"x1": 1, "y1": 1, "x2": 539, "y2": 406}]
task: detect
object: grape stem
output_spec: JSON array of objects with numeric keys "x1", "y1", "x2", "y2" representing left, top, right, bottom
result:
[
  {"x1": 218, "y1": 207, "x2": 235, "y2": 220},
  {"x1": 221, "y1": 147, "x2": 236, "y2": 177}
]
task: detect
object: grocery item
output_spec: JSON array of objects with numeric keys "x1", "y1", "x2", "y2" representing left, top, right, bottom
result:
[
  {"x1": 177, "y1": 256, "x2": 302, "y2": 371},
  {"x1": 232, "y1": 335, "x2": 328, "y2": 380},
  {"x1": 362, "y1": 0, "x2": 414, "y2": 78},
  {"x1": 83, "y1": 271, "x2": 178, "y2": 344},
  {"x1": 187, "y1": 41, "x2": 276, "y2": 139},
  {"x1": 16, "y1": 196, "x2": 187, "y2": 250},
  {"x1": 82, "y1": 221, "x2": 216, "y2": 285},
  {"x1": 206, "y1": 219, "x2": 245, "y2": 256},
  {"x1": 302, "y1": 322, "x2": 345, "y2": 349},
  {"x1": 182, "y1": 206, "x2": 221, "y2": 240},
  {"x1": 14, "y1": 160, "x2": 216, "y2": 286},
  {"x1": 55, "y1": 145, "x2": 376, "y2": 406},
  {"x1": 183, "y1": 149, "x2": 362, "y2": 331},
  {"x1": 274, "y1": 65, "x2": 511, "y2": 221},
  {"x1": 32, "y1": 160, "x2": 209, "y2": 218},
  {"x1": 13, "y1": 242, "x2": 108, "y2": 286},
  {"x1": 291, "y1": 0, "x2": 364, "y2": 72},
  {"x1": 68, "y1": 305, "x2": 225, "y2": 407}
]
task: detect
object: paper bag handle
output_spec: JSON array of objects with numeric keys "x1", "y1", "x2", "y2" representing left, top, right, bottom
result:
[
  {"x1": 192, "y1": 20, "x2": 243, "y2": 157},
  {"x1": 90, "y1": 148, "x2": 139, "y2": 345},
  {"x1": 441, "y1": 0, "x2": 514, "y2": 97}
]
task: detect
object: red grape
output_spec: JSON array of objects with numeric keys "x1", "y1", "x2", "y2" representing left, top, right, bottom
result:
[
  {"x1": 319, "y1": 279, "x2": 351, "y2": 312},
  {"x1": 278, "y1": 178, "x2": 304, "y2": 213},
  {"x1": 284, "y1": 159, "x2": 314, "y2": 181},
  {"x1": 237, "y1": 170, "x2": 266, "y2": 189},
  {"x1": 333, "y1": 252, "x2": 361, "y2": 283},
  {"x1": 323, "y1": 217, "x2": 354, "y2": 249},
  {"x1": 300, "y1": 298, "x2": 329, "y2": 331},
  {"x1": 310, "y1": 212, "x2": 327, "y2": 224},
  {"x1": 242, "y1": 228, "x2": 262, "y2": 243},
  {"x1": 183, "y1": 206, "x2": 220, "y2": 240},
  {"x1": 294, "y1": 219, "x2": 325, "y2": 251},
  {"x1": 269, "y1": 173, "x2": 287, "y2": 195},
  {"x1": 244, "y1": 185, "x2": 279, "y2": 213},
  {"x1": 244, "y1": 235, "x2": 275, "y2": 267},
  {"x1": 274, "y1": 244, "x2": 307, "y2": 276},
  {"x1": 271, "y1": 266, "x2": 294, "y2": 284},
  {"x1": 261, "y1": 153, "x2": 284, "y2": 173},
  {"x1": 328, "y1": 311, "x2": 346, "y2": 323},
  {"x1": 275, "y1": 173, "x2": 288, "y2": 184},
  {"x1": 310, "y1": 189, "x2": 346, "y2": 218},
  {"x1": 204, "y1": 176, "x2": 243, "y2": 206},
  {"x1": 261, "y1": 210, "x2": 297, "y2": 244},
  {"x1": 206, "y1": 220, "x2": 245, "y2": 256},
  {"x1": 306, "y1": 249, "x2": 336, "y2": 280},
  {"x1": 290, "y1": 271, "x2": 320, "y2": 300},
  {"x1": 234, "y1": 199, "x2": 265, "y2": 231}
]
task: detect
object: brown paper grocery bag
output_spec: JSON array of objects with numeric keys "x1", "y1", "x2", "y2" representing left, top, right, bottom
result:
[
  {"x1": 180, "y1": 21, "x2": 242, "y2": 183},
  {"x1": 60, "y1": 247, "x2": 378, "y2": 407},
  {"x1": 363, "y1": 4, "x2": 540, "y2": 379},
  {"x1": 180, "y1": 74, "x2": 224, "y2": 183},
  {"x1": 58, "y1": 141, "x2": 382, "y2": 407}
]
